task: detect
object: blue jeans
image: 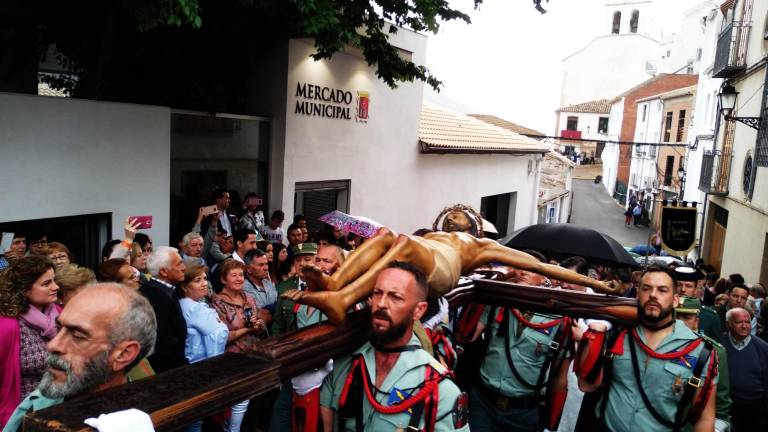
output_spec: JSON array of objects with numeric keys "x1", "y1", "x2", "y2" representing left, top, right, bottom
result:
[
  {"x1": 181, "y1": 420, "x2": 202, "y2": 432},
  {"x1": 224, "y1": 399, "x2": 249, "y2": 432}
]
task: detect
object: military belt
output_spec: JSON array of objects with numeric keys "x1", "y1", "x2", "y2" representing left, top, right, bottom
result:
[{"x1": 477, "y1": 383, "x2": 538, "y2": 410}]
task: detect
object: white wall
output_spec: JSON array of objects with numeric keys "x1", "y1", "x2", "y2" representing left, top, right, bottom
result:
[
  {"x1": 628, "y1": 98, "x2": 663, "y2": 201},
  {"x1": 602, "y1": 99, "x2": 625, "y2": 195},
  {"x1": 0, "y1": 93, "x2": 171, "y2": 244},
  {"x1": 556, "y1": 111, "x2": 609, "y2": 141},
  {"x1": 560, "y1": 35, "x2": 659, "y2": 107},
  {"x1": 272, "y1": 37, "x2": 540, "y2": 234}
]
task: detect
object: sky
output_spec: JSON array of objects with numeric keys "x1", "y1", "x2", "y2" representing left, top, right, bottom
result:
[{"x1": 423, "y1": 0, "x2": 702, "y2": 134}]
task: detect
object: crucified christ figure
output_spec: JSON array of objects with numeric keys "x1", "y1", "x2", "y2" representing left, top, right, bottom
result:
[{"x1": 282, "y1": 228, "x2": 621, "y2": 324}]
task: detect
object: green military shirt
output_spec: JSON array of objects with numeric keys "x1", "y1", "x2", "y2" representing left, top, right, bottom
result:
[
  {"x1": 271, "y1": 277, "x2": 300, "y2": 336},
  {"x1": 600, "y1": 321, "x2": 718, "y2": 432},
  {"x1": 699, "y1": 306, "x2": 723, "y2": 344},
  {"x1": 2, "y1": 389, "x2": 61, "y2": 432},
  {"x1": 320, "y1": 333, "x2": 468, "y2": 431},
  {"x1": 296, "y1": 304, "x2": 325, "y2": 329},
  {"x1": 479, "y1": 306, "x2": 565, "y2": 398},
  {"x1": 680, "y1": 334, "x2": 731, "y2": 432}
]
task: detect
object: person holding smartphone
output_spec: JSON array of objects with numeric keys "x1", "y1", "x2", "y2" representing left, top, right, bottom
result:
[
  {"x1": 210, "y1": 259, "x2": 268, "y2": 432},
  {"x1": 237, "y1": 192, "x2": 266, "y2": 235}
]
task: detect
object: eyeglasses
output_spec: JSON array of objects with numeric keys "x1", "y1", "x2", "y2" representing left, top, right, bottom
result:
[{"x1": 50, "y1": 254, "x2": 69, "y2": 262}]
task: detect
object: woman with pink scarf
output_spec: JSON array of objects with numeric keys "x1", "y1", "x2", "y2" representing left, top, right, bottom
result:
[{"x1": 0, "y1": 255, "x2": 61, "y2": 428}]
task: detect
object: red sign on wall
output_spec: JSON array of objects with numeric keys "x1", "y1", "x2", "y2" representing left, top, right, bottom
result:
[{"x1": 356, "y1": 91, "x2": 369, "y2": 122}]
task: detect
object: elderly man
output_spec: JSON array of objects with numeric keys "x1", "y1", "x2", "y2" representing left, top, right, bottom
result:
[
  {"x1": 723, "y1": 307, "x2": 768, "y2": 432},
  {"x1": 2, "y1": 284, "x2": 156, "y2": 432},
  {"x1": 180, "y1": 232, "x2": 205, "y2": 265},
  {"x1": 141, "y1": 246, "x2": 188, "y2": 373},
  {"x1": 243, "y1": 249, "x2": 277, "y2": 314},
  {"x1": 315, "y1": 244, "x2": 345, "y2": 276},
  {"x1": 320, "y1": 261, "x2": 468, "y2": 431}
]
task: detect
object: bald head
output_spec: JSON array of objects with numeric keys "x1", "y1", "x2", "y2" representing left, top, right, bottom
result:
[
  {"x1": 41, "y1": 283, "x2": 156, "y2": 399},
  {"x1": 726, "y1": 307, "x2": 751, "y2": 341}
]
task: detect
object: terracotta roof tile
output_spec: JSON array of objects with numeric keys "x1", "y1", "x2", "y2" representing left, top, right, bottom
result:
[
  {"x1": 419, "y1": 103, "x2": 549, "y2": 155},
  {"x1": 556, "y1": 99, "x2": 611, "y2": 114},
  {"x1": 467, "y1": 114, "x2": 545, "y2": 137},
  {"x1": 636, "y1": 85, "x2": 697, "y2": 103}
]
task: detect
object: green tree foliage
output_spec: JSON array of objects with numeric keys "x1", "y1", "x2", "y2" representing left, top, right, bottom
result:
[{"x1": 1, "y1": 0, "x2": 543, "y2": 112}]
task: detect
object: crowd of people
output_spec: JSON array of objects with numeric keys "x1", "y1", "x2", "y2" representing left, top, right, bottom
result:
[{"x1": 0, "y1": 192, "x2": 767, "y2": 432}]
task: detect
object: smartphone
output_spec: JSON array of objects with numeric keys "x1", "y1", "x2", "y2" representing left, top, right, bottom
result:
[
  {"x1": 0, "y1": 232, "x2": 14, "y2": 253},
  {"x1": 204, "y1": 205, "x2": 218, "y2": 215},
  {"x1": 243, "y1": 307, "x2": 254, "y2": 328},
  {"x1": 130, "y1": 216, "x2": 153, "y2": 229}
]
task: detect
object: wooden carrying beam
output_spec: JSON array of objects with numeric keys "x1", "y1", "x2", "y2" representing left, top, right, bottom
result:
[
  {"x1": 464, "y1": 277, "x2": 638, "y2": 325},
  {"x1": 23, "y1": 353, "x2": 280, "y2": 432},
  {"x1": 24, "y1": 313, "x2": 372, "y2": 432},
  {"x1": 24, "y1": 279, "x2": 635, "y2": 430}
]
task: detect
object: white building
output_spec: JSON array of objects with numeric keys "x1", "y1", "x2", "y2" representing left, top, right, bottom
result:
[
  {"x1": 698, "y1": 0, "x2": 768, "y2": 284},
  {"x1": 628, "y1": 96, "x2": 664, "y2": 201},
  {"x1": 656, "y1": 1, "x2": 720, "y2": 75},
  {"x1": 681, "y1": 2, "x2": 723, "y2": 260},
  {"x1": 0, "y1": 30, "x2": 548, "y2": 267},
  {"x1": 554, "y1": 99, "x2": 611, "y2": 159},
  {"x1": 466, "y1": 114, "x2": 575, "y2": 224},
  {"x1": 560, "y1": 0, "x2": 660, "y2": 107}
]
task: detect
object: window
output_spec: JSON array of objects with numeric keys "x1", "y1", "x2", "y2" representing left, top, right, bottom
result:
[
  {"x1": 663, "y1": 155, "x2": 674, "y2": 186},
  {"x1": 566, "y1": 116, "x2": 578, "y2": 131},
  {"x1": 635, "y1": 144, "x2": 644, "y2": 156},
  {"x1": 676, "y1": 110, "x2": 686, "y2": 142},
  {"x1": 630, "y1": 10, "x2": 639, "y2": 33},
  {"x1": 612, "y1": 11, "x2": 621, "y2": 34},
  {"x1": 641, "y1": 105, "x2": 648, "y2": 122},
  {"x1": 481, "y1": 192, "x2": 517, "y2": 237},
  {"x1": 743, "y1": 153, "x2": 754, "y2": 194},
  {"x1": 696, "y1": 47, "x2": 703, "y2": 61},
  {"x1": 598, "y1": 117, "x2": 609, "y2": 134},
  {"x1": 663, "y1": 111, "x2": 673, "y2": 142},
  {"x1": 666, "y1": 49, "x2": 671, "y2": 58}
]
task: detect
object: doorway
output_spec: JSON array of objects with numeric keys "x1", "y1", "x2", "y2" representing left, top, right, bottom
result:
[
  {"x1": 481, "y1": 192, "x2": 517, "y2": 237},
  {"x1": 294, "y1": 180, "x2": 350, "y2": 233},
  {"x1": 0, "y1": 213, "x2": 111, "y2": 270}
]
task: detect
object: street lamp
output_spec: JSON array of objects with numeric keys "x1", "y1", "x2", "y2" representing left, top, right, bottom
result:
[
  {"x1": 677, "y1": 165, "x2": 686, "y2": 198},
  {"x1": 718, "y1": 83, "x2": 761, "y2": 129}
]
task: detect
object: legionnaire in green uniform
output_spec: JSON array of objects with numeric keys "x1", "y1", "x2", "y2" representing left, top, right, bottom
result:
[
  {"x1": 468, "y1": 266, "x2": 572, "y2": 431},
  {"x1": 675, "y1": 296, "x2": 732, "y2": 432},
  {"x1": 675, "y1": 266, "x2": 723, "y2": 343},
  {"x1": 269, "y1": 243, "x2": 323, "y2": 432},
  {"x1": 272, "y1": 243, "x2": 321, "y2": 336},
  {"x1": 576, "y1": 266, "x2": 718, "y2": 432},
  {"x1": 320, "y1": 262, "x2": 469, "y2": 431}
]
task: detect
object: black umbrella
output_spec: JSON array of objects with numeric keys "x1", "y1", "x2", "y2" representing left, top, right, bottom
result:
[{"x1": 498, "y1": 223, "x2": 638, "y2": 267}]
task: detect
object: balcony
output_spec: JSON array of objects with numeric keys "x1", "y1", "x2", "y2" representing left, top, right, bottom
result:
[
  {"x1": 713, "y1": 21, "x2": 749, "y2": 78},
  {"x1": 699, "y1": 150, "x2": 731, "y2": 195},
  {"x1": 561, "y1": 130, "x2": 582, "y2": 140}
]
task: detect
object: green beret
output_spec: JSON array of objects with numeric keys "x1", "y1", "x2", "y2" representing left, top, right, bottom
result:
[
  {"x1": 676, "y1": 296, "x2": 701, "y2": 315},
  {"x1": 291, "y1": 242, "x2": 318, "y2": 256}
]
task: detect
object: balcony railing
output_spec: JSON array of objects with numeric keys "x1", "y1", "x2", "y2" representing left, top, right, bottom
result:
[
  {"x1": 699, "y1": 150, "x2": 731, "y2": 195},
  {"x1": 713, "y1": 21, "x2": 749, "y2": 78},
  {"x1": 561, "y1": 130, "x2": 582, "y2": 140}
]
